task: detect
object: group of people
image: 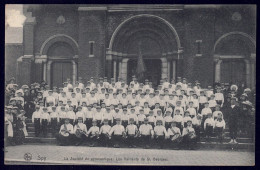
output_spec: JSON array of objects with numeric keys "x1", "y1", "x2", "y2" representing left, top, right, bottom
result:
[{"x1": 5, "y1": 76, "x2": 255, "y2": 149}]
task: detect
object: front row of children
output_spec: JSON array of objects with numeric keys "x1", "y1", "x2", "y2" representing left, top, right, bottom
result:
[{"x1": 57, "y1": 116, "x2": 199, "y2": 149}]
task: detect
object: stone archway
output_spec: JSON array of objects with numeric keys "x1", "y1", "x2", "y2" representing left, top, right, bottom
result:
[
  {"x1": 38, "y1": 34, "x2": 79, "y2": 86},
  {"x1": 213, "y1": 32, "x2": 256, "y2": 89},
  {"x1": 106, "y1": 14, "x2": 183, "y2": 83}
]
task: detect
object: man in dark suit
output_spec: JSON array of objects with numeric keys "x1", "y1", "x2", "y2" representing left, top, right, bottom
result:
[{"x1": 227, "y1": 97, "x2": 240, "y2": 144}]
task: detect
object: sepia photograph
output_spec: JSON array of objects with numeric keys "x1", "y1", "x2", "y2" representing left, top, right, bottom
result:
[{"x1": 4, "y1": 4, "x2": 255, "y2": 165}]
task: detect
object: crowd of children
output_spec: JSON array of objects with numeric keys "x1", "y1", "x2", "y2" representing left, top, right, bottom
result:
[{"x1": 5, "y1": 76, "x2": 255, "y2": 149}]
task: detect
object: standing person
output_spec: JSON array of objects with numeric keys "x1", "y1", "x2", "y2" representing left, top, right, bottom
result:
[
  {"x1": 40, "y1": 108, "x2": 50, "y2": 137},
  {"x1": 203, "y1": 113, "x2": 215, "y2": 142},
  {"x1": 85, "y1": 105, "x2": 93, "y2": 130},
  {"x1": 5, "y1": 113, "x2": 14, "y2": 146},
  {"x1": 31, "y1": 105, "x2": 41, "y2": 137},
  {"x1": 57, "y1": 117, "x2": 74, "y2": 146},
  {"x1": 215, "y1": 87, "x2": 225, "y2": 107},
  {"x1": 138, "y1": 118, "x2": 154, "y2": 149},
  {"x1": 13, "y1": 113, "x2": 26, "y2": 145},
  {"x1": 214, "y1": 112, "x2": 226, "y2": 143},
  {"x1": 227, "y1": 97, "x2": 240, "y2": 144},
  {"x1": 50, "y1": 106, "x2": 59, "y2": 136}
]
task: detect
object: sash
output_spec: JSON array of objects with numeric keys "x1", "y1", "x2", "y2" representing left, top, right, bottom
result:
[
  {"x1": 61, "y1": 124, "x2": 69, "y2": 137},
  {"x1": 75, "y1": 124, "x2": 87, "y2": 138},
  {"x1": 170, "y1": 128, "x2": 181, "y2": 142}
]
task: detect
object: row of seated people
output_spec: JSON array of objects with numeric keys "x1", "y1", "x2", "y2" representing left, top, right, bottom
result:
[{"x1": 57, "y1": 116, "x2": 199, "y2": 149}]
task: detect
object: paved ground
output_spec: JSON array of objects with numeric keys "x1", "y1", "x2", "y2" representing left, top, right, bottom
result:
[{"x1": 4, "y1": 145, "x2": 255, "y2": 166}]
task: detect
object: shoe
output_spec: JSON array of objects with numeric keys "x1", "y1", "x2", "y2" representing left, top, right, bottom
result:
[
  {"x1": 228, "y1": 139, "x2": 234, "y2": 144},
  {"x1": 233, "y1": 139, "x2": 238, "y2": 144},
  {"x1": 132, "y1": 145, "x2": 136, "y2": 148}
]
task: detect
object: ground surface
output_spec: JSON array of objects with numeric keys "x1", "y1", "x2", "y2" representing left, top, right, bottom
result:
[{"x1": 4, "y1": 145, "x2": 255, "y2": 166}]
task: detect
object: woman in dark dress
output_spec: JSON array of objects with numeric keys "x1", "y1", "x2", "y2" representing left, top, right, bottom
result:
[{"x1": 13, "y1": 114, "x2": 25, "y2": 145}]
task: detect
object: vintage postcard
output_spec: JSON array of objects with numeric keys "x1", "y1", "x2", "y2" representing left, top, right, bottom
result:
[{"x1": 4, "y1": 4, "x2": 255, "y2": 165}]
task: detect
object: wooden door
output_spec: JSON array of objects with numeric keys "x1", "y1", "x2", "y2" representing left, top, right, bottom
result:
[
  {"x1": 220, "y1": 59, "x2": 246, "y2": 85},
  {"x1": 51, "y1": 62, "x2": 72, "y2": 88}
]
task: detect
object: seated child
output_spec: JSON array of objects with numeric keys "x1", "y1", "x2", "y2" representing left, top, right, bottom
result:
[
  {"x1": 167, "y1": 120, "x2": 182, "y2": 149},
  {"x1": 109, "y1": 117, "x2": 126, "y2": 148},
  {"x1": 182, "y1": 119, "x2": 197, "y2": 150},
  {"x1": 86, "y1": 120, "x2": 100, "y2": 147},
  {"x1": 154, "y1": 119, "x2": 167, "y2": 149},
  {"x1": 126, "y1": 118, "x2": 138, "y2": 148},
  {"x1": 138, "y1": 118, "x2": 154, "y2": 149},
  {"x1": 99, "y1": 118, "x2": 112, "y2": 147},
  {"x1": 74, "y1": 117, "x2": 88, "y2": 146},
  {"x1": 57, "y1": 117, "x2": 74, "y2": 146}
]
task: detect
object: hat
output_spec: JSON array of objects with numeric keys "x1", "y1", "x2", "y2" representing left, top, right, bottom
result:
[{"x1": 230, "y1": 85, "x2": 238, "y2": 91}]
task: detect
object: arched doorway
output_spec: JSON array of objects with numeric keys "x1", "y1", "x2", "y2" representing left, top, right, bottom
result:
[
  {"x1": 47, "y1": 42, "x2": 74, "y2": 87},
  {"x1": 214, "y1": 32, "x2": 256, "y2": 89},
  {"x1": 107, "y1": 14, "x2": 183, "y2": 86},
  {"x1": 40, "y1": 34, "x2": 79, "y2": 88}
]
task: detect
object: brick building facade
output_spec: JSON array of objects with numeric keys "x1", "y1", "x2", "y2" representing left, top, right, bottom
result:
[{"x1": 7, "y1": 5, "x2": 256, "y2": 89}]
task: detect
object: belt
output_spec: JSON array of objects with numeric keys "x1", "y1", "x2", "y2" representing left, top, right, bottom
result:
[
  {"x1": 114, "y1": 134, "x2": 122, "y2": 136},
  {"x1": 142, "y1": 134, "x2": 150, "y2": 136},
  {"x1": 34, "y1": 118, "x2": 40, "y2": 120}
]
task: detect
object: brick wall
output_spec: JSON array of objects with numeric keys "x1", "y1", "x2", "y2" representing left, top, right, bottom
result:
[{"x1": 5, "y1": 44, "x2": 23, "y2": 82}]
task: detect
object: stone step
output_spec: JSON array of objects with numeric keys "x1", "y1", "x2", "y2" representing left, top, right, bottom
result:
[{"x1": 23, "y1": 137, "x2": 254, "y2": 151}]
